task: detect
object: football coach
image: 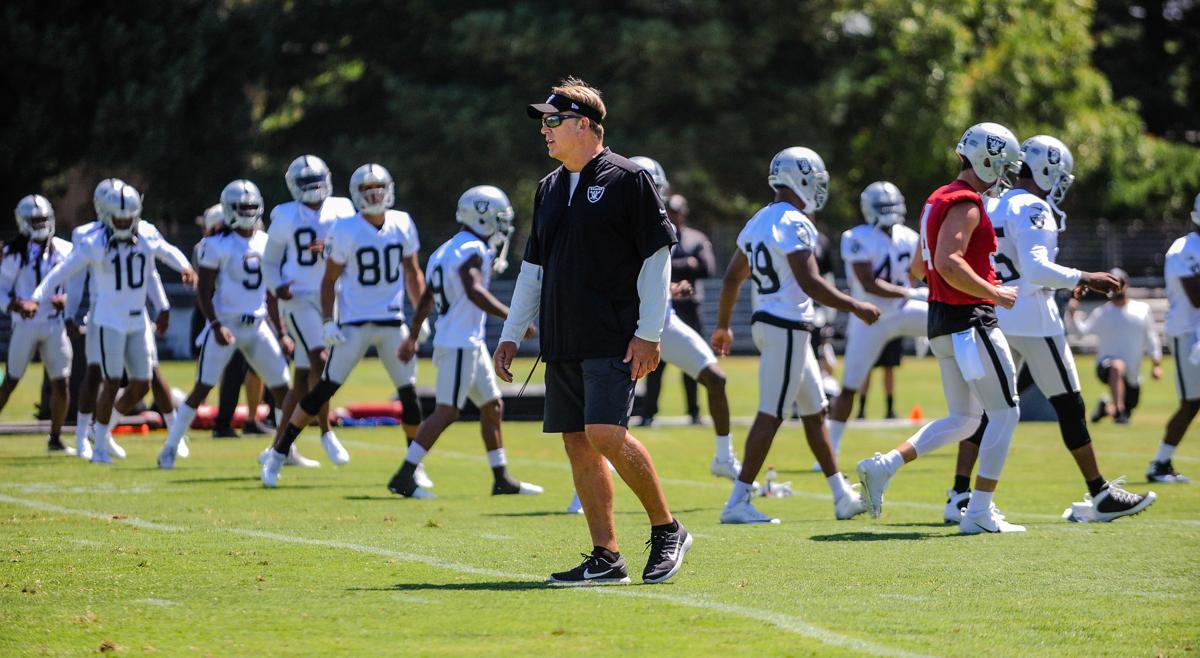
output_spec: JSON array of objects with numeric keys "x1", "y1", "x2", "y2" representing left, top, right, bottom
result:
[{"x1": 494, "y1": 77, "x2": 692, "y2": 585}]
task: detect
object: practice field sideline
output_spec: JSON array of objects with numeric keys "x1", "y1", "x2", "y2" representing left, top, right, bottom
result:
[{"x1": 1, "y1": 356, "x2": 1197, "y2": 656}]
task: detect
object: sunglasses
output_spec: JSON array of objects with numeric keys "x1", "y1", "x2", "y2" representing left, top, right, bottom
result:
[{"x1": 541, "y1": 113, "x2": 583, "y2": 129}]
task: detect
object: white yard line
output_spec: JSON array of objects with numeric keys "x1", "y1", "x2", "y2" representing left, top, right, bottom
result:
[{"x1": 0, "y1": 493, "x2": 928, "y2": 658}]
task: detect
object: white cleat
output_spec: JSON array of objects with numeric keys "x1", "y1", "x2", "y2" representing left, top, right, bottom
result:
[
  {"x1": 90, "y1": 449, "x2": 113, "y2": 465},
  {"x1": 108, "y1": 436, "x2": 127, "y2": 459},
  {"x1": 835, "y1": 483, "x2": 868, "y2": 520},
  {"x1": 518, "y1": 482, "x2": 544, "y2": 495},
  {"x1": 414, "y1": 462, "x2": 434, "y2": 488},
  {"x1": 566, "y1": 493, "x2": 584, "y2": 514},
  {"x1": 76, "y1": 436, "x2": 93, "y2": 461},
  {"x1": 321, "y1": 431, "x2": 350, "y2": 465},
  {"x1": 286, "y1": 445, "x2": 320, "y2": 468},
  {"x1": 959, "y1": 503, "x2": 1026, "y2": 534},
  {"x1": 157, "y1": 444, "x2": 177, "y2": 470},
  {"x1": 710, "y1": 456, "x2": 742, "y2": 480},
  {"x1": 720, "y1": 493, "x2": 780, "y2": 524},
  {"x1": 261, "y1": 449, "x2": 285, "y2": 488},
  {"x1": 407, "y1": 486, "x2": 436, "y2": 499},
  {"x1": 944, "y1": 489, "x2": 971, "y2": 523},
  {"x1": 176, "y1": 435, "x2": 190, "y2": 459},
  {"x1": 856, "y1": 453, "x2": 892, "y2": 518}
]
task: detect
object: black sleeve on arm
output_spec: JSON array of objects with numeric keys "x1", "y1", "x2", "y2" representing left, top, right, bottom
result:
[
  {"x1": 523, "y1": 183, "x2": 545, "y2": 266},
  {"x1": 629, "y1": 169, "x2": 677, "y2": 259}
]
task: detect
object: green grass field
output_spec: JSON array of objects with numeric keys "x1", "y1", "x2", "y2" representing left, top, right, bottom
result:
[{"x1": 1, "y1": 355, "x2": 1197, "y2": 656}]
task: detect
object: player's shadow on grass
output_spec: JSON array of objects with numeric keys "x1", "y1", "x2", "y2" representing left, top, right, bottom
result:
[
  {"x1": 484, "y1": 507, "x2": 705, "y2": 518},
  {"x1": 170, "y1": 476, "x2": 262, "y2": 484},
  {"x1": 809, "y1": 529, "x2": 953, "y2": 542},
  {"x1": 350, "y1": 581, "x2": 548, "y2": 593}
]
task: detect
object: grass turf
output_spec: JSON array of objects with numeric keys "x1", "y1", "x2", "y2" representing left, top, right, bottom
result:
[{"x1": 0, "y1": 355, "x2": 1197, "y2": 656}]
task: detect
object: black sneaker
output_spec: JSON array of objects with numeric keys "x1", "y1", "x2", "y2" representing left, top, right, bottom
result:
[
  {"x1": 637, "y1": 416, "x2": 655, "y2": 427},
  {"x1": 642, "y1": 519, "x2": 693, "y2": 584},
  {"x1": 47, "y1": 436, "x2": 76, "y2": 455},
  {"x1": 242, "y1": 421, "x2": 268, "y2": 436},
  {"x1": 1090, "y1": 397, "x2": 1109, "y2": 423},
  {"x1": 548, "y1": 550, "x2": 630, "y2": 586},
  {"x1": 1146, "y1": 460, "x2": 1191, "y2": 484},
  {"x1": 1113, "y1": 411, "x2": 1130, "y2": 424},
  {"x1": 1090, "y1": 478, "x2": 1156, "y2": 521},
  {"x1": 212, "y1": 426, "x2": 240, "y2": 439},
  {"x1": 387, "y1": 466, "x2": 435, "y2": 499}
]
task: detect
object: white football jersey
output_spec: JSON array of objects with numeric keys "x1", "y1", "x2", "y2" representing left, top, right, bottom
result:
[
  {"x1": 0, "y1": 237, "x2": 72, "y2": 322},
  {"x1": 1164, "y1": 232, "x2": 1200, "y2": 336},
  {"x1": 327, "y1": 210, "x2": 420, "y2": 324},
  {"x1": 426, "y1": 230, "x2": 493, "y2": 348},
  {"x1": 735, "y1": 201, "x2": 817, "y2": 323},
  {"x1": 34, "y1": 224, "x2": 191, "y2": 332},
  {"x1": 840, "y1": 223, "x2": 918, "y2": 314},
  {"x1": 196, "y1": 230, "x2": 270, "y2": 318},
  {"x1": 266, "y1": 197, "x2": 356, "y2": 295},
  {"x1": 1074, "y1": 300, "x2": 1160, "y2": 382},
  {"x1": 990, "y1": 190, "x2": 1081, "y2": 337}
]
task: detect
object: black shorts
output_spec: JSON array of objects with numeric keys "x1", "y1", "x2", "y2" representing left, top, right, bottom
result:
[
  {"x1": 1096, "y1": 357, "x2": 1141, "y2": 412},
  {"x1": 543, "y1": 357, "x2": 636, "y2": 433},
  {"x1": 874, "y1": 338, "x2": 903, "y2": 368}
]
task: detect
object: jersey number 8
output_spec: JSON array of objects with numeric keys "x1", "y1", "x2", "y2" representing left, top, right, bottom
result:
[{"x1": 355, "y1": 245, "x2": 404, "y2": 286}]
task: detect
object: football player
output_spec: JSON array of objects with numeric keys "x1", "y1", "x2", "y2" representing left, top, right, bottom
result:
[
  {"x1": 263, "y1": 163, "x2": 426, "y2": 487},
  {"x1": 388, "y1": 185, "x2": 542, "y2": 498},
  {"x1": 30, "y1": 182, "x2": 196, "y2": 464},
  {"x1": 944, "y1": 135, "x2": 1154, "y2": 522},
  {"x1": 0, "y1": 195, "x2": 74, "y2": 452},
  {"x1": 711, "y1": 147, "x2": 877, "y2": 524},
  {"x1": 825, "y1": 182, "x2": 928, "y2": 461},
  {"x1": 262, "y1": 155, "x2": 355, "y2": 467},
  {"x1": 157, "y1": 181, "x2": 292, "y2": 469},
  {"x1": 1148, "y1": 192, "x2": 1200, "y2": 483}
]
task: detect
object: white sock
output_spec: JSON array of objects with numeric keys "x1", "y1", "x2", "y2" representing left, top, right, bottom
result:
[
  {"x1": 880, "y1": 449, "x2": 905, "y2": 476},
  {"x1": 166, "y1": 404, "x2": 197, "y2": 449},
  {"x1": 965, "y1": 488, "x2": 994, "y2": 516},
  {"x1": 726, "y1": 480, "x2": 755, "y2": 508},
  {"x1": 715, "y1": 434, "x2": 734, "y2": 460},
  {"x1": 93, "y1": 422, "x2": 111, "y2": 452},
  {"x1": 323, "y1": 429, "x2": 337, "y2": 439},
  {"x1": 1156, "y1": 443, "x2": 1177, "y2": 463},
  {"x1": 75, "y1": 412, "x2": 93, "y2": 444},
  {"x1": 486, "y1": 448, "x2": 506, "y2": 469},
  {"x1": 274, "y1": 408, "x2": 283, "y2": 427},
  {"x1": 405, "y1": 442, "x2": 428, "y2": 466},
  {"x1": 826, "y1": 473, "x2": 851, "y2": 502},
  {"x1": 828, "y1": 420, "x2": 847, "y2": 457},
  {"x1": 162, "y1": 410, "x2": 176, "y2": 431}
]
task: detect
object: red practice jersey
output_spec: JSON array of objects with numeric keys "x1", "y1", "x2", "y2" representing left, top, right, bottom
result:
[{"x1": 918, "y1": 179, "x2": 997, "y2": 306}]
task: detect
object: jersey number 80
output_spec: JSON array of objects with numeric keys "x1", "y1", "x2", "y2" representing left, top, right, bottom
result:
[{"x1": 355, "y1": 245, "x2": 404, "y2": 286}]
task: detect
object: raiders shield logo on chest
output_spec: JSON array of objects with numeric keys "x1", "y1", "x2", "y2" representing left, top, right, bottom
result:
[{"x1": 587, "y1": 186, "x2": 604, "y2": 203}]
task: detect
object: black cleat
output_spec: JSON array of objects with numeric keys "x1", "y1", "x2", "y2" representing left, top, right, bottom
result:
[
  {"x1": 47, "y1": 436, "x2": 76, "y2": 455},
  {"x1": 1090, "y1": 478, "x2": 1156, "y2": 522},
  {"x1": 1090, "y1": 397, "x2": 1109, "y2": 423},
  {"x1": 1146, "y1": 460, "x2": 1190, "y2": 484},
  {"x1": 1113, "y1": 411, "x2": 1130, "y2": 424},
  {"x1": 387, "y1": 467, "x2": 435, "y2": 499},
  {"x1": 491, "y1": 477, "x2": 544, "y2": 496},
  {"x1": 642, "y1": 519, "x2": 693, "y2": 584},
  {"x1": 548, "y1": 549, "x2": 630, "y2": 586},
  {"x1": 212, "y1": 426, "x2": 240, "y2": 439},
  {"x1": 242, "y1": 421, "x2": 268, "y2": 436}
]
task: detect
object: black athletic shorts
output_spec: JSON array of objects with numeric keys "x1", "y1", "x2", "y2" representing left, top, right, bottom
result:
[
  {"x1": 1096, "y1": 357, "x2": 1141, "y2": 412},
  {"x1": 874, "y1": 338, "x2": 903, "y2": 368},
  {"x1": 543, "y1": 357, "x2": 637, "y2": 433}
]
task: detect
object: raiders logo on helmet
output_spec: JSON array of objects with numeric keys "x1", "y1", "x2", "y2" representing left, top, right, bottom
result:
[
  {"x1": 986, "y1": 135, "x2": 1006, "y2": 156},
  {"x1": 1029, "y1": 209, "x2": 1048, "y2": 229},
  {"x1": 798, "y1": 159, "x2": 813, "y2": 175},
  {"x1": 474, "y1": 200, "x2": 490, "y2": 214},
  {"x1": 587, "y1": 185, "x2": 604, "y2": 203},
  {"x1": 1046, "y1": 147, "x2": 1061, "y2": 165},
  {"x1": 849, "y1": 239, "x2": 861, "y2": 253}
]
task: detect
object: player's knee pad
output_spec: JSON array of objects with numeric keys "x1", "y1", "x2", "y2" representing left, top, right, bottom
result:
[
  {"x1": 965, "y1": 413, "x2": 988, "y2": 446},
  {"x1": 300, "y1": 380, "x2": 341, "y2": 416},
  {"x1": 1049, "y1": 392, "x2": 1091, "y2": 450},
  {"x1": 976, "y1": 407, "x2": 1019, "y2": 480},
  {"x1": 397, "y1": 385, "x2": 423, "y2": 426}
]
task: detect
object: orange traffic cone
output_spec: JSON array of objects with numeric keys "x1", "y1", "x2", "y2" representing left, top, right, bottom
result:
[{"x1": 909, "y1": 405, "x2": 924, "y2": 422}]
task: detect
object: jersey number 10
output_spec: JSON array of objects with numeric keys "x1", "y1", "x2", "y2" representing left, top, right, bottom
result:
[{"x1": 110, "y1": 252, "x2": 146, "y2": 291}]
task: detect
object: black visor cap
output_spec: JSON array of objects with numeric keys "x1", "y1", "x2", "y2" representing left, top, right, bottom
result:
[{"x1": 526, "y1": 93, "x2": 603, "y2": 124}]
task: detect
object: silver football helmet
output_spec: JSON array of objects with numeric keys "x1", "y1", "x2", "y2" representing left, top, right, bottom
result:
[
  {"x1": 768, "y1": 147, "x2": 829, "y2": 211},
  {"x1": 92, "y1": 178, "x2": 125, "y2": 219},
  {"x1": 457, "y1": 185, "x2": 516, "y2": 274},
  {"x1": 1192, "y1": 192, "x2": 1200, "y2": 227},
  {"x1": 285, "y1": 155, "x2": 333, "y2": 204},
  {"x1": 630, "y1": 156, "x2": 669, "y2": 199},
  {"x1": 955, "y1": 122, "x2": 1020, "y2": 190},
  {"x1": 14, "y1": 194, "x2": 55, "y2": 240},
  {"x1": 1020, "y1": 135, "x2": 1074, "y2": 225},
  {"x1": 99, "y1": 183, "x2": 143, "y2": 239},
  {"x1": 860, "y1": 181, "x2": 906, "y2": 228},
  {"x1": 220, "y1": 180, "x2": 265, "y2": 230},
  {"x1": 349, "y1": 163, "x2": 395, "y2": 215},
  {"x1": 202, "y1": 203, "x2": 225, "y2": 233}
]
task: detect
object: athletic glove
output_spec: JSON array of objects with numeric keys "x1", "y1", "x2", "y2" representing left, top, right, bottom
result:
[{"x1": 323, "y1": 321, "x2": 347, "y2": 346}]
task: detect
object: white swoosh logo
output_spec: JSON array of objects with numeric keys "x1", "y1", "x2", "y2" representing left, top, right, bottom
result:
[{"x1": 583, "y1": 567, "x2": 613, "y2": 579}]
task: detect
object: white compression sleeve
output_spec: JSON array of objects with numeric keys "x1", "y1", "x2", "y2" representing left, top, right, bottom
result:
[
  {"x1": 499, "y1": 261, "x2": 542, "y2": 345},
  {"x1": 634, "y1": 246, "x2": 671, "y2": 342}
]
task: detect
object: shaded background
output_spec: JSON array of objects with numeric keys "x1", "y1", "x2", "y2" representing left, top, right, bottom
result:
[{"x1": 3, "y1": 0, "x2": 1198, "y2": 275}]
